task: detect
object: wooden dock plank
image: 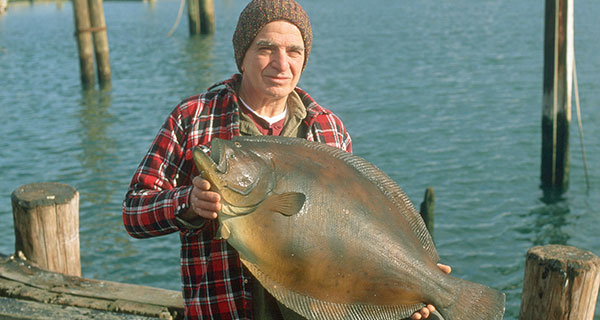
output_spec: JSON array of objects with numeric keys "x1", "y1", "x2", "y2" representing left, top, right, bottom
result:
[
  {"x1": 0, "y1": 296, "x2": 160, "y2": 319},
  {"x1": 0, "y1": 255, "x2": 184, "y2": 319}
]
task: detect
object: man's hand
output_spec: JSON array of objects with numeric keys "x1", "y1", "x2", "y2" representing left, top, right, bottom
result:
[
  {"x1": 410, "y1": 263, "x2": 452, "y2": 320},
  {"x1": 180, "y1": 177, "x2": 221, "y2": 221}
]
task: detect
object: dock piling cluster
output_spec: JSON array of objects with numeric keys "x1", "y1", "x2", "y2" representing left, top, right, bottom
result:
[
  {"x1": 187, "y1": 0, "x2": 215, "y2": 35},
  {"x1": 72, "y1": 0, "x2": 111, "y2": 89}
]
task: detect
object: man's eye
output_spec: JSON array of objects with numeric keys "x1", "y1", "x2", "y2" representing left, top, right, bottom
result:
[{"x1": 288, "y1": 50, "x2": 303, "y2": 58}]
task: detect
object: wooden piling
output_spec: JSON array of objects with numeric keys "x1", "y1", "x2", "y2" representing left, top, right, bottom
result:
[
  {"x1": 541, "y1": 0, "x2": 573, "y2": 194},
  {"x1": 199, "y1": 0, "x2": 215, "y2": 34},
  {"x1": 87, "y1": 0, "x2": 111, "y2": 86},
  {"x1": 187, "y1": 0, "x2": 201, "y2": 35},
  {"x1": 11, "y1": 182, "x2": 81, "y2": 277},
  {"x1": 72, "y1": 0, "x2": 96, "y2": 88},
  {"x1": 419, "y1": 187, "x2": 435, "y2": 239},
  {"x1": 188, "y1": 0, "x2": 214, "y2": 35},
  {"x1": 0, "y1": 0, "x2": 7, "y2": 15},
  {"x1": 519, "y1": 245, "x2": 600, "y2": 320}
]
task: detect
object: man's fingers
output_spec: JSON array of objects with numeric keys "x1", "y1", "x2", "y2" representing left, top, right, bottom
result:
[
  {"x1": 437, "y1": 263, "x2": 452, "y2": 274},
  {"x1": 198, "y1": 211, "x2": 218, "y2": 219},
  {"x1": 411, "y1": 305, "x2": 434, "y2": 320},
  {"x1": 190, "y1": 195, "x2": 221, "y2": 219},
  {"x1": 191, "y1": 178, "x2": 221, "y2": 203},
  {"x1": 196, "y1": 190, "x2": 221, "y2": 202},
  {"x1": 194, "y1": 197, "x2": 221, "y2": 212},
  {"x1": 420, "y1": 307, "x2": 430, "y2": 318},
  {"x1": 192, "y1": 177, "x2": 211, "y2": 190}
]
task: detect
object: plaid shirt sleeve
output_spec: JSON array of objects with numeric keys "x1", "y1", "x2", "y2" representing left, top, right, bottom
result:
[{"x1": 122, "y1": 96, "x2": 201, "y2": 238}]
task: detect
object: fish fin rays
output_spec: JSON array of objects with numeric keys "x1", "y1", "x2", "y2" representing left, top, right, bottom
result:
[
  {"x1": 260, "y1": 192, "x2": 306, "y2": 217},
  {"x1": 343, "y1": 157, "x2": 439, "y2": 263},
  {"x1": 374, "y1": 178, "x2": 439, "y2": 263},
  {"x1": 242, "y1": 259, "x2": 426, "y2": 320},
  {"x1": 440, "y1": 277, "x2": 506, "y2": 320}
]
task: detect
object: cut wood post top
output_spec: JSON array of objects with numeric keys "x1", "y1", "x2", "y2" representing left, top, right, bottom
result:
[
  {"x1": 526, "y1": 244, "x2": 600, "y2": 269},
  {"x1": 11, "y1": 182, "x2": 81, "y2": 277},
  {"x1": 520, "y1": 244, "x2": 600, "y2": 320},
  {"x1": 11, "y1": 182, "x2": 78, "y2": 209}
]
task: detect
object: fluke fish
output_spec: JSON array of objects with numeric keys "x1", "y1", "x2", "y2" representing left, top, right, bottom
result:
[{"x1": 192, "y1": 136, "x2": 505, "y2": 320}]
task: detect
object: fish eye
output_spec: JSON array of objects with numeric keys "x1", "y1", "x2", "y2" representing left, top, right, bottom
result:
[
  {"x1": 234, "y1": 142, "x2": 242, "y2": 148},
  {"x1": 229, "y1": 153, "x2": 236, "y2": 159}
]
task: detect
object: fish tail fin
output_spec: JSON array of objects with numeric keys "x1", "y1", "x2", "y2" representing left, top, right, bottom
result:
[{"x1": 439, "y1": 278, "x2": 505, "y2": 320}]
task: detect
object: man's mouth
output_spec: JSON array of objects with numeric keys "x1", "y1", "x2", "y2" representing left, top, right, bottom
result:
[{"x1": 265, "y1": 75, "x2": 292, "y2": 82}]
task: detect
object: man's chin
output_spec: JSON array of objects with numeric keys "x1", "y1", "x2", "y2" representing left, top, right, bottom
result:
[{"x1": 263, "y1": 86, "x2": 295, "y2": 99}]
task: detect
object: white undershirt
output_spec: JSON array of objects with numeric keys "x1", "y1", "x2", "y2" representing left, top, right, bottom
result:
[{"x1": 239, "y1": 97, "x2": 287, "y2": 126}]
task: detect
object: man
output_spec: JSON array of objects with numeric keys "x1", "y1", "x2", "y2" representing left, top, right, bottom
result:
[{"x1": 123, "y1": 0, "x2": 447, "y2": 319}]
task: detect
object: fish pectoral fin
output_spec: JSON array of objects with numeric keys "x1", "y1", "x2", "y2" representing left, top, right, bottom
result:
[
  {"x1": 260, "y1": 192, "x2": 305, "y2": 216},
  {"x1": 216, "y1": 223, "x2": 231, "y2": 240}
]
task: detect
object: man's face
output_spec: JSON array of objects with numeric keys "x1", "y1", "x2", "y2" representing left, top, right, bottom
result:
[{"x1": 240, "y1": 20, "x2": 305, "y2": 103}]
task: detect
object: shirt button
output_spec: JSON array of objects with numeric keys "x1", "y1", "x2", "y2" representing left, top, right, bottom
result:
[{"x1": 244, "y1": 279, "x2": 249, "y2": 284}]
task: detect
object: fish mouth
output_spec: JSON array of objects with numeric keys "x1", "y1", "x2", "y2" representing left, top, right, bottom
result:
[
  {"x1": 192, "y1": 139, "x2": 228, "y2": 188},
  {"x1": 209, "y1": 139, "x2": 227, "y2": 172}
]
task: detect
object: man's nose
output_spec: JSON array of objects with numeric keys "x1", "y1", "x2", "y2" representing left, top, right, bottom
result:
[{"x1": 270, "y1": 49, "x2": 289, "y2": 71}]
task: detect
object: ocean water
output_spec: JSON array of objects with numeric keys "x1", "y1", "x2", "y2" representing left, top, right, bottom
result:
[{"x1": 1, "y1": 0, "x2": 599, "y2": 318}]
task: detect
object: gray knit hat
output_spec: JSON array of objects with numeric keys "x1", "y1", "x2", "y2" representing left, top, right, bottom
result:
[{"x1": 232, "y1": 0, "x2": 313, "y2": 72}]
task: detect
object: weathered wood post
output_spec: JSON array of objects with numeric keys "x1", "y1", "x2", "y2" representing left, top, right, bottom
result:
[
  {"x1": 541, "y1": 0, "x2": 574, "y2": 195},
  {"x1": 0, "y1": 0, "x2": 7, "y2": 15},
  {"x1": 87, "y1": 0, "x2": 111, "y2": 87},
  {"x1": 11, "y1": 182, "x2": 81, "y2": 277},
  {"x1": 187, "y1": 0, "x2": 201, "y2": 35},
  {"x1": 72, "y1": 0, "x2": 95, "y2": 88},
  {"x1": 188, "y1": 0, "x2": 214, "y2": 35},
  {"x1": 199, "y1": 0, "x2": 215, "y2": 34},
  {"x1": 419, "y1": 187, "x2": 434, "y2": 239},
  {"x1": 519, "y1": 245, "x2": 600, "y2": 320}
]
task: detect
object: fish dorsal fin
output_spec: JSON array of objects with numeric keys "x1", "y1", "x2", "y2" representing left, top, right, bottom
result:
[
  {"x1": 242, "y1": 259, "x2": 425, "y2": 320},
  {"x1": 259, "y1": 192, "x2": 306, "y2": 216},
  {"x1": 231, "y1": 136, "x2": 439, "y2": 262},
  {"x1": 355, "y1": 162, "x2": 439, "y2": 262}
]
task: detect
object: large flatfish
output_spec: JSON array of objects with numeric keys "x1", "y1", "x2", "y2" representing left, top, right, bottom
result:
[{"x1": 192, "y1": 136, "x2": 505, "y2": 320}]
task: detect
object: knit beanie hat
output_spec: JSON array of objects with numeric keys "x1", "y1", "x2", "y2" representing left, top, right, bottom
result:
[{"x1": 233, "y1": 0, "x2": 313, "y2": 72}]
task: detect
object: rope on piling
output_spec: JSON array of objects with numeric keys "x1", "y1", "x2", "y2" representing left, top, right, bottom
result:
[
  {"x1": 74, "y1": 26, "x2": 107, "y2": 36},
  {"x1": 166, "y1": 0, "x2": 186, "y2": 38},
  {"x1": 573, "y1": 55, "x2": 590, "y2": 190}
]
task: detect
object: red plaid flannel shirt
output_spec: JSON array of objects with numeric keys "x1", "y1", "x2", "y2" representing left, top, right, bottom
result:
[{"x1": 122, "y1": 74, "x2": 352, "y2": 319}]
